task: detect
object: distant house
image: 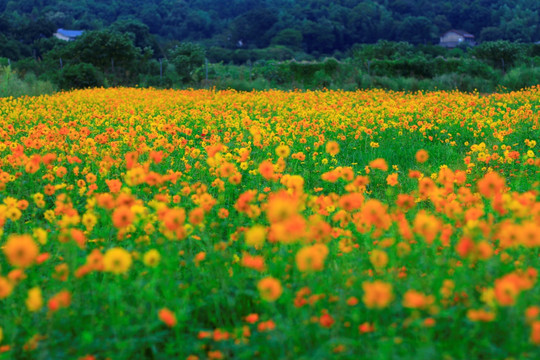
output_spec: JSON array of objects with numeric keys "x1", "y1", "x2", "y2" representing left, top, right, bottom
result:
[
  {"x1": 439, "y1": 30, "x2": 476, "y2": 48},
  {"x1": 53, "y1": 28, "x2": 84, "y2": 41}
]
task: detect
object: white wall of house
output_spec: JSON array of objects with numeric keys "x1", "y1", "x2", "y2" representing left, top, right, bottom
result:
[{"x1": 54, "y1": 33, "x2": 71, "y2": 41}]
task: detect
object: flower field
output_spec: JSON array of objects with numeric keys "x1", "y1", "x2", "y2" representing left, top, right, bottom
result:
[{"x1": 0, "y1": 87, "x2": 539, "y2": 359}]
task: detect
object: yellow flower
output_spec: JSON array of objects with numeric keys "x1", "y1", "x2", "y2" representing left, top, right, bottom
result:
[
  {"x1": 275, "y1": 145, "x2": 290, "y2": 158},
  {"x1": 44, "y1": 210, "x2": 56, "y2": 223},
  {"x1": 369, "y1": 249, "x2": 389, "y2": 269},
  {"x1": 33, "y1": 228, "x2": 48, "y2": 245},
  {"x1": 103, "y1": 248, "x2": 133, "y2": 274},
  {"x1": 82, "y1": 212, "x2": 98, "y2": 231},
  {"x1": 5, "y1": 207, "x2": 21, "y2": 221},
  {"x1": 26, "y1": 287, "x2": 43, "y2": 312},
  {"x1": 143, "y1": 249, "x2": 161, "y2": 267},
  {"x1": 245, "y1": 225, "x2": 266, "y2": 248}
]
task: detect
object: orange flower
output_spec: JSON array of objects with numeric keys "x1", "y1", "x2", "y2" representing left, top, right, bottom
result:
[
  {"x1": 3, "y1": 234, "x2": 39, "y2": 268},
  {"x1": 96, "y1": 193, "x2": 115, "y2": 209},
  {"x1": 369, "y1": 158, "x2": 388, "y2": 171},
  {"x1": 413, "y1": 211, "x2": 441, "y2": 244},
  {"x1": 188, "y1": 207, "x2": 205, "y2": 225},
  {"x1": 494, "y1": 276, "x2": 520, "y2": 306},
  {"x1": 339, "y1": 193, "x2": 364, "y2": 212},
  {"x1": 418, "y1": 178, "x2": 436, "y2": 198},
  {"x1": 408, "y1": 169, "x2": 422, "y2": 179},
  {"x1": 257, "y1": 320, "x2": 276, "y2": 332},
  {"x1": 0, "y1": 277, "x2": 13, "y2": 299},
  {"x1": 112, "y1": 206, "x2": 134, "y2": 228},
  {"x1": 346, "y1": 296, "x2": 359, "y2": 306},
  {"x1": 48, "y1": 290, "x2": 72, "y2": 312},
  {"x1": 415, "y1": 149, "x2": 429, "y2": 163},
  {"x1": 319, "y1": 313, "x2": 335, "y2": 328},
  {"x1": 386, "y1": 173, "x2": 398, "y2": 186},
  {"x1": 362, "y1": 281, "x2": 393, "y2": 309},
  {"x1": 360, "y1": 199, "x2": 391, "y2": 230},
  {"x1": 402, "y1": 290, "x2": 434, "y2": 309},
  {"x1": 296, "y1": 244, "x2": 328, "y2": 272},
  {"x1": 218, "y1": 208, "x2": 229, "y2": 219},
  {"x1": 158, "y1": 308, "x2": 177, "y2": 327},
  {"x1": 163, "y1": 208, "x2": 186, "y2": 231},
  {"x1": 244, "y1": 313, "x2": 259, "y2": 324},
  {"x1": 266, "y1": 192, "x2": 297, "y2": 223},
  {"x1": 258, "y1": 160, "x2": 275, "y2": 180},
  {"x1": 257, "y1": 276, "x2": 283, "y2": 302},
  {"x1": 241, "y1": 253, "x2": 266, "y2": 272},
  {"x1": 477, "y1": 172, "x2": 505, "y2": 198},
  {"x1": 325, "y1": 141, "x2": 340, "y2": 156},
  {"x1": 456, "y1": 236, "x2": 475, "y2": 258},
  {"x1": 125, "y1": 151, "x2": 138, "y2": 170},
  {"x1": 105, "y1": 179, "x2": 122, "y2": 194},
  {"x1": 396, "y1": 194, "x2": 415, "y2": 210},
  {"x1": 87, "y1": 249, "x2": 104, "y2": 271},
  {"x1": 208, "y1": 351, "x2": 224, "y2": 360},
  {"x1": 467, "y1": 309, "x2": 495, "y2": 322},
  {"x1": 525, "y1": 306, "x2": 540, "y2": 322},
  {"x1": 358, "y1": 322, "x2": 375, "y2": 333},
  {"x1": 531, "y1": 321, "x2": 540, "y2": 345},
  {"x1": 194, "y1": 252, "x2": 206, "y2": 266}
]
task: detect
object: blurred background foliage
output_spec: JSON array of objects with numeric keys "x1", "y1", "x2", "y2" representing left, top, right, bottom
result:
[{"x1": 0, "y1": 0, "x2": 539, "y2": 94}]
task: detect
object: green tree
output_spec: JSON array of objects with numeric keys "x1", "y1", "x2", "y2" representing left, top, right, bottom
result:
[
  {"x1": 229, "y1": 8, "x2": 278, "y2": 48},
  {"x1": 472, "y1": 40, "x2": 525, "y2": 72},
  {"x1": 168, "y1": 42, "x2": 205, "y2": 83},
  {"x1": 271, "y1": 28, "x2": 303, "y2": 50},
  {"x1": 60, "y1": 62, "x2": 104, "y2": 89},
  {"x1": 70, "y1": 30, "x2": 141, "y2": 73}
]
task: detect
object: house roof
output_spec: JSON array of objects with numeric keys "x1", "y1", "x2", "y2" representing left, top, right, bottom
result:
[
  {"x1": 56, "y1": 28, "x2": 84, "y2": 38},
  {"x1": 442, "y1": 30, "x2": 475, "y2": 38}
]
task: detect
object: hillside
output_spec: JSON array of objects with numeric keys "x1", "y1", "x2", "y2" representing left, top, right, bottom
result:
[{"x1": 1, "y1": 0, "x2": 539, "y2": 60}]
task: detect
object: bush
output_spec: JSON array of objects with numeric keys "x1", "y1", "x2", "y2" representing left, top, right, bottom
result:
[
  {"x1": 60, "y1": 63, "x2": 104, "y2": 89},
  {"x1": 1, "y1": 66, "x2": 57, "y2": 97},
  {"x1": 501, "y1": 67, "x2": 540, "y2": 91}
]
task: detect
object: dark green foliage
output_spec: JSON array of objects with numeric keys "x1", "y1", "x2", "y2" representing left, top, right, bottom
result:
[
  {"x1": 501, "y1": 66, "x2": 540, "y2": 90},
  {"x1": 60, "y1": 63, "x2": 104, "y2": 89},
  {"x1": 271, "y1": 29, "x2": 303, "y2": 50},
  {"x1": 70, "y1": 30, "x2": 141, "y2": 72},
  {"x1": 472, "y1": 41, "x2": 526, "y2": 71},
  {"x1": 1, "y1": 1, "x2": 539, "y2": 95},
  {"x1": 168, "y1": 43, "x2": 205, "y2": 83},
  {"x1": 2, "y1": 0, "x2": 540, "y2": 59}
]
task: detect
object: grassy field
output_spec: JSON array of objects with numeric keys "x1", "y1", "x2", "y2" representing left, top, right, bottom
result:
[{"x1": 0, "y1": 87, "x2": 539, "y2": 360}]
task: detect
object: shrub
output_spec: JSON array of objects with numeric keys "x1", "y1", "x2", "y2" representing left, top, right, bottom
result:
[{"x1": 60, "y1": 63, "x2": 104, "y2": 89}]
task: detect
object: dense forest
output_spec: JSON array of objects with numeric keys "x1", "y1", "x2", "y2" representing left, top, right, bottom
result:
[
  {"x1": 1, "y1": 0, "x2": 540, "y2": 95},
  {"x1": 1, "y1": 0, "x2": 540, "y2": 60}
]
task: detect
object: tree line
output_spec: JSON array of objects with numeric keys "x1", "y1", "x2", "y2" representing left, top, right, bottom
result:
[
  {"x1": 1, "y1": 0, "x2": 539, "y2": 62},
  {"x1": 1, "y1": 29, "x2": 539, "y2": 95}
]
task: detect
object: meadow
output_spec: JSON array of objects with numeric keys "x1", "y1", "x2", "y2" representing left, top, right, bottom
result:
[{"x1": 0, "y1": 87, "x2": 539, "y2": 360}]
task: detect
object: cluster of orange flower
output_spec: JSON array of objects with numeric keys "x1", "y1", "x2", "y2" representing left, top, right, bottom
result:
[{"x1": 0, "y1": 87, "x2": 538, "y2": 358}]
